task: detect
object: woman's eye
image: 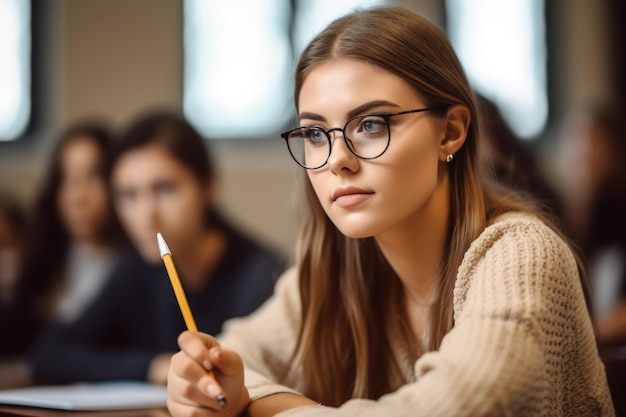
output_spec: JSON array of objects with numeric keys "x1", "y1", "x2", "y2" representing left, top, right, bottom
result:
[
  {"x1": 309, "y1": 129, "x2": 326, "y2": 142},
  {"x1": 359, "y1": 117, "x2": 386, "y2": 134}
]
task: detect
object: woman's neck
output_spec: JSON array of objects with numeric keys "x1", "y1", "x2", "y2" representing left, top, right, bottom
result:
[
  {"x1": 375, "y1": 174, "x2": 450, "y2": 305},
  {"x1": 72, "y1": 236, "x2": 114, "y2": 254},
  {"x1": 376, "y1": 223, "x2": 444, "y2": 305}
]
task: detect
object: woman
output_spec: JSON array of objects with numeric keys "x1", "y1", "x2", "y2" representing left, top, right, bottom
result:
[
  {"x1": 476, "y1": 94, "x2": 563, "y2": 218},
  {"x1": 30, "y1": 110, "x2": 285, "y2": 385},
  {"x1": 10, "y1": 121, "x2": 123, "y2": 353},
  {"x1": 0, "y1": 122, "x2": 122, "y2": 388},
  {"x1": 557, "y1": 104, "x2": 626, "y2": 342},
  {"x1": 0, "y1": 190, "x2": 25, "y2": 310},
  {"x1": 167, "y1": 7, "x2": 614, "y2": 416},
  {"x1": 0, "y1": 191, "x2": 28, "y2": 389}
]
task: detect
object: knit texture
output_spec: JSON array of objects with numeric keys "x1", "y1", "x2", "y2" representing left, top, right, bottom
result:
[{"x1": 219, "y1": 213, "x2": 615, "y2": 416}]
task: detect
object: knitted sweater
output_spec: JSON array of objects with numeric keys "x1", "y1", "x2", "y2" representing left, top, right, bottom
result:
[{"x1": 219, "y1": 213, "x2": 615, "y2": 416}]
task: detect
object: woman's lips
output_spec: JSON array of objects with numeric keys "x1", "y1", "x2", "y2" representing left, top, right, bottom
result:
[
  {"x1": 332, "y1": 187, "x2": 374, "y2": 208},
  {"x1": 334, "y1": 193, "x2": 373, "y2": 207}
]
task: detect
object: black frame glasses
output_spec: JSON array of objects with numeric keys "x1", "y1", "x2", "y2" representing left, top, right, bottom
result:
[{"x1": 280, "y1": 106, "x2": 447, "y2": 169}]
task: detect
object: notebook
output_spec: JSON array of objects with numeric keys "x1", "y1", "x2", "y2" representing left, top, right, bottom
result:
[{"x1": 0, "y1": 382, "x2": 167, "y2": 411}]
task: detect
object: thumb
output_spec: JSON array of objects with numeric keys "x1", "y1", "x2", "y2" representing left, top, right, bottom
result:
[{"x1": 208, "y1": 347, "x2": 243, "y2": 377}]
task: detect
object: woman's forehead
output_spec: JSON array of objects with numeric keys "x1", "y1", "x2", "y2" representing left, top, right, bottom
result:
[{"x1": 298, "y1": 59, "x2": 423, "y2": 117}]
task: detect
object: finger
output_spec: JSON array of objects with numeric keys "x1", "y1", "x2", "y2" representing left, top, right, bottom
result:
[
  {"x1": 167, "y1": 368, "x2": 224, "y2": 411},
  {"x1": 208, "y1": 347, "x2": 244, "y2": 377},
  {"x1": 169, "y1": 348, "x2": 227, "y2": 409},
  {"x1": 198, "y1": 373, "x2": 226, "y2": 401},
  {"x1": 177, "y1": 331, "x2": 220, "y2": 370},
  {"x1": 167, "y1": 395, "x2": 217, "y2": 417},
  {"x1": 197, "y1": 348, "x2": 244, "y2": 409},
  {"x1": 169, "y1": 350, "x2": 208, "y2": 383}
]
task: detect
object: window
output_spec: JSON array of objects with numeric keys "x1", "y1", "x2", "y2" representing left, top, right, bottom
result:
[
  {"x1": 183, "y1": 0, "x2": 387, "y2": 140},
  {"x1": 446, "y1": 0, "x2": 548, "y2": 139},
  {"x1": 0, "y1": 0, "x2": 31, "y2": 142}
]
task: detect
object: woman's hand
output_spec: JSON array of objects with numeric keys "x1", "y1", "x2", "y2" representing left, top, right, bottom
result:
[{"x1": 167, "y1": 331, "x2": 250, "y2": 417}]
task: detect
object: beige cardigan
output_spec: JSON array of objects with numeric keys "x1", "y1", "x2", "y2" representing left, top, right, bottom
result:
[{"x1": 219, "y1": 213, "x2": 615, "y2": 416}]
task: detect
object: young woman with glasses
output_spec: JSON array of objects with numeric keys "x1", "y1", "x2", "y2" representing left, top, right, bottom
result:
[{"x1": 167, "y1": 6, "x2": 614, "y2": 417}]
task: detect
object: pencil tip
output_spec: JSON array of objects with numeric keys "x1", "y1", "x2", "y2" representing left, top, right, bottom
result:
[
  {"x1": 156, "y1": 232, "x2": 171, "y2": 257},
  {"x1": 217, "y1": 394, "x2": 227, "y2": 408}
]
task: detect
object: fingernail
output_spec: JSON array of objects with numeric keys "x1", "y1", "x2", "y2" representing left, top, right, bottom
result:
[
  {"x1": 202, "y1": 360, "x2": 212, "y2": 370},
  {"x1": 206, "y1": 383, "x2": 221, "y2": 398},
  {"x1": 207, "y1": 385, "x2": 227, "y2": 407}
]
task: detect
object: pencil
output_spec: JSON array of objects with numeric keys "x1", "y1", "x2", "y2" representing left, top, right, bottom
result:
[{"x1": 157, "y1": 232, "x2": 227, "y2": 408}]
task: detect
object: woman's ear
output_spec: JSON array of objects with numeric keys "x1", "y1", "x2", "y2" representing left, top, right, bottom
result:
[{"x1": 439, "y1": 104, "x2": 471, "y2": 161}]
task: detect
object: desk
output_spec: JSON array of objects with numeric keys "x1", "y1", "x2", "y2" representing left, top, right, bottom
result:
[{"x1": 0, "y1": 406, "x2": 170, "y2": 417}]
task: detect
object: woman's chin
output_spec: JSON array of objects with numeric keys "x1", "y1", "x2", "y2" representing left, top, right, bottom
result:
[
  {"x1": 139, "y1": 247, "x2": 162, "y2": 265},
  {"x1": 336, "y1": 225, "x2": 376, "y2": 240}
]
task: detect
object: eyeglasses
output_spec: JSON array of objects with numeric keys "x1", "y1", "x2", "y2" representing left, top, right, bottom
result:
[{"x1": 280, "y1": 106, "x2": 446, "y2": 169}]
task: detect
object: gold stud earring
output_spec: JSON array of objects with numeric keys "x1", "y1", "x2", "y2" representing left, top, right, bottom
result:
[{"x1": 446, "y1": 154, "x2": 454, "y2": 163}]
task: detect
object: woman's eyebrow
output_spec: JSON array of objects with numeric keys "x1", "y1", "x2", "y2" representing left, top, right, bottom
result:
[
  {"x1": 298, "y1": 100, "x2": 401, "y2": 123},
  {"x1": 298, "y1": 111, "x2": 325, "y2": 122},
  {"x1": 347, "y1": 100, "x2": 400, "y2": 118}
]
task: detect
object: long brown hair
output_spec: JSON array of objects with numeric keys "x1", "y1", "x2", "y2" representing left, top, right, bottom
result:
[{"x1": 283, "y1": 6, "x2": 586, "y2": 407}]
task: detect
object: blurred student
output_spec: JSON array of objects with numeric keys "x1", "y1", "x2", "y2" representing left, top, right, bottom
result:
[
  {"x1": 0, "y1": 190, "x2": 26, "y2": 331},
  {"x1": 556, "y1": 103, "x2": 626, "y2": 415},
  {"x1": 558, "y1": 104, "x2": 626, "y2": 343},
  {"x1": 477, "y1": 94, "x2": 562, "y2": 217},
  {"x1": 31, "y1": 110, "x2": 285, "y2": 385},
  {"x1": 1, "y1": 122, "x2": 123, "y2": 387},
  {"x1": 0, "y1": 191, "x2": 29, "y2": 388},
  {"x1": 0, "y1": 190, "x2": 25, "y2": 313}
]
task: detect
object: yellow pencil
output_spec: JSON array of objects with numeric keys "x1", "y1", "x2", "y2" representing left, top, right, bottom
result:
[{"x1": 157, "y1": 232, "x2": 226, "y2": 408}]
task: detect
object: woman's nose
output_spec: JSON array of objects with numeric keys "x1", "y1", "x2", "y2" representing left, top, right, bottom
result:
[
  {"x1": 327, "y1": 131, "x2": 359, "y2": 174},
  {"x1": 134, "y1": 191, "x2": 160, "y2": 221}
]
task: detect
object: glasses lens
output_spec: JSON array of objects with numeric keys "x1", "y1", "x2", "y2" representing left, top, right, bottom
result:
[
  {"x1": 345, "y1": 115, "x2": 390, "y2": 159},
  {"x1": 285, "y1": 127, "x2": 330, "y2": 169}
]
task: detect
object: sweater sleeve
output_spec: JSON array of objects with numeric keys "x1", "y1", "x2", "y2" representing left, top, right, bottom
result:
[
  {"x1": 218, "y1": 267, "x2": 303, "y2": 400},
  {"x1": 263, "y1": 217, "x2": 612, "y2": 417}
]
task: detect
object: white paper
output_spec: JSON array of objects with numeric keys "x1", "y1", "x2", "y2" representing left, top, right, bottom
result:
[{"x1": 0, "y1": 382, "x2": 167, "y2": 410}]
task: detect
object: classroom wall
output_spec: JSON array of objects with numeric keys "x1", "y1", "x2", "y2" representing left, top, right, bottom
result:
[
  {"x1": 0, "y1": 0, "x2": 615, "y2": 256},
  {"x1": 549, "y1": 0, "x2": 613, "y2": 121}
]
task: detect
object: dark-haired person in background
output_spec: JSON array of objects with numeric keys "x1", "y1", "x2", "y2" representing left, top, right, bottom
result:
[
  {"x1": 1, "y1": 121, "x2": 124, "y2": 388},
  {"x1": 31, "y1": 109, "x2": 286, "y2": 385},
  {"x1": 477, "y1": 94, "x2": 563, "y2": 218},
  {"x1": 0, "y1": 190, "x2": 28, "y2": 388},
  {"x1": 558, "y1": 105, "x2": 626, "y2": 340},
  {"x1": 0, "y1": 190, "x2": 26, "y2": 316}
]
